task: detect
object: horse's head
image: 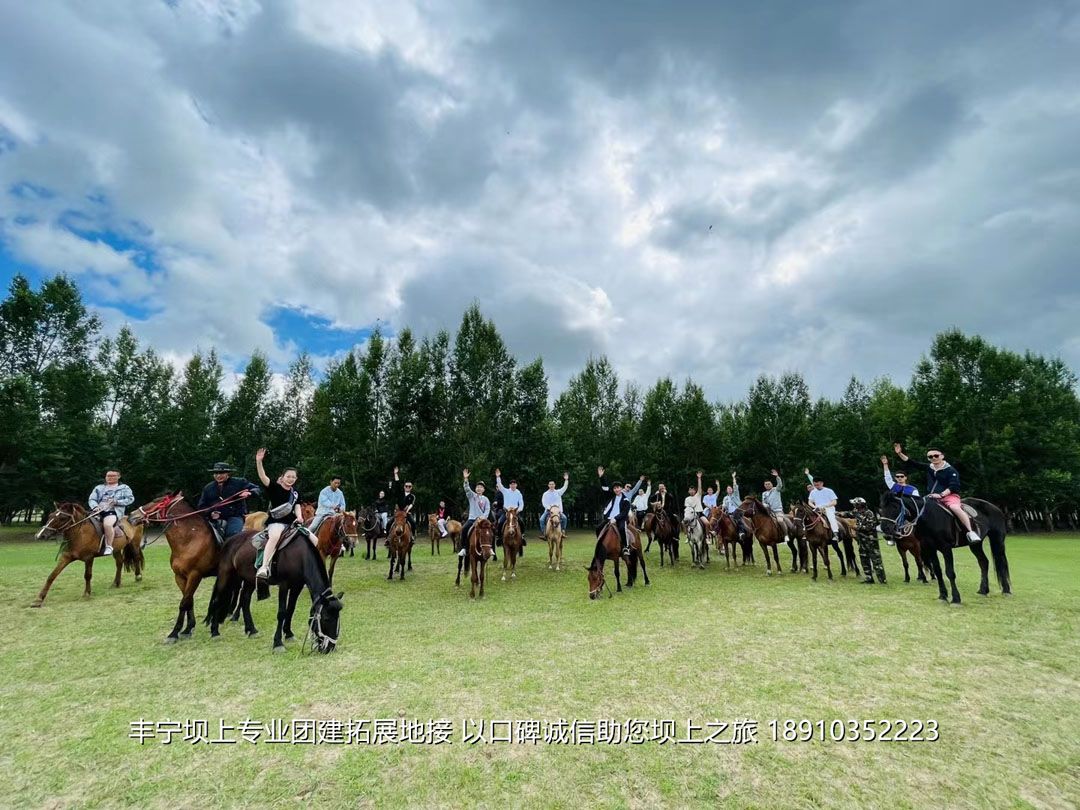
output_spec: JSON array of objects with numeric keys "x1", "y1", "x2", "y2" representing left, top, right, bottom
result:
[
  {"x1": 309, "y1": 588, "x2": 343, "y2": 654},
  {"x1": 127, "y1": 492, "x2": 183, "y2": 527},
  {"x1": 740, "y1": 496, "x2": 761, "y2": 516},
  {"x1": 472, "y1": 517, "x2": 494, "y2": 552},
  {"x1": 428, "y1": 514, "x2": 439, "y2": 527},
  {"x1": 506, "y1": 507, "x2": 519, "y2": 530},
  {"x1": 586, "y1": 559, "x2": 606, "y2": 600},
  {"x1": 36, "y1": 502, "x2": 85, "y2": 539},
  {"x1": 682, "y1": 504, "x2": 697, "y2": 524},
  {"x1": 300, "y1": 503, "x2": 316, "y2": 523},
  {"x1": 391, "y1": 509, "x2": 409, "y2": 536},
  {"x1": 877, "y1": 491, "x2": 920, "y2": 540}
]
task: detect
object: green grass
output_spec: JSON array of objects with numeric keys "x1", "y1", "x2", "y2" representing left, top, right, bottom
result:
[{"x1": 1, "y1": 528, "x2": 1078, "y2": 810}]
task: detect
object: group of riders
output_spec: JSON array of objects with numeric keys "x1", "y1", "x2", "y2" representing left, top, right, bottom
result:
[{"x1": 80, "y1": 442, "x2": 984, "y2": 585}]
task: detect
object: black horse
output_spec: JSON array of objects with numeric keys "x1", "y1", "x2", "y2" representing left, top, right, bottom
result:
[
  {"x1": 205, "y1": 529, "x2": 343, "y2": 653},
  {"x1": 877, "y1": 492, "x2": 1011, "y2": 605},
  {"x1": 357, "y1": 505, "x2": 385, "y2": 561}
]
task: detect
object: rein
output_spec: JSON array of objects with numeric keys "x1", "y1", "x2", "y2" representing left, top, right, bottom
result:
[
  {"x1": 879, "y1": 495, "x2": 926, "y2": 539},
  {"x1": 132, "y1": 491, "x2": 251, "y2": 525},
  {"x1": 301, "y1": 587, "x2": 340, "y2": 655}
]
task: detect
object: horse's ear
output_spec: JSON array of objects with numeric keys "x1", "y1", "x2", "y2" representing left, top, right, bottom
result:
[
  {"x1": 583, "y1": 566, "x2": 591, "y2": 572},
  {"x1": 336, "y1": 590, "x2": 344, "y2": 600},
  {"x1": 53, "y1": 501, "x2": 60, "y2": 510}
]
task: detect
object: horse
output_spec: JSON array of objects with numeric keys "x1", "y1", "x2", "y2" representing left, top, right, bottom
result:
[
  {"x1": 205, "y1": 528, "x2": 342, "y2": 653},
  {"x1": 386, "y1": 508, "x2": 413, "y2": 580},
  {"x1": 31, "y1": 504, "x2": 145, "y2": 606},
  {"x1": 428, "y1": 514, "x2": 452, "y2": 555},
  {"x1": 586, "y1": 522, "x2": 650, "y2": 599},
  {"x1": 643, "y1": 505, "x2": 676, "y2": 566},
  {"x1": 312, "y1": 512, "x2": 351, "y2": 586},
  {"x1": 357, "y1": 505, "x2": 385, "y2": 560},
  {"x1": 739, "y1": 496, "x2": 785, "y2": 575},
  {"x1": 877, "y1": 492, "x2": 1011, "y2": 605},
  {"x1": 544, "y1": 505, "x2": 565, "y2": 570},
  {"x1": 300, "y1": 502, "x2": 316, "y2": 525},
  {"x1": 706, "y1": 510, "x2": 738, "y2": 569},
  {"x1": 791, "y1": 502, "x2": 837, "y2": 581},
  {"x1": 456, "y1": 517, "x2": 494, "y2": 599},
  {"x1": 894, "y1": 531, "x2": 930, "y2": 584},
  {"x1": 682, "y1": 506, "x2": 709, "y2": 569},
  {"x1": 244, "y1": 511, "x2": 268, "y2": 532},
  {"x1": 500, "y1": 508, "x2": 523, "y2": 582},
  {"x1": 128, "y1": 493, "x2": 221, "y2": 643},
  {"x1": 783, "y1": 507, "x2": 810, "y2": 573}
]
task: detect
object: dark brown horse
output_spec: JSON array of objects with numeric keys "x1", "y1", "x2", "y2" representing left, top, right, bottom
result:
[
  {"x1": 837, "y1": 517, "x2": 861, "y2": 578},
  {"x1": 128, "y1": 493, "x2": 220, "y2": 643},
  {"x1": 792, "y1": 503, "x2": 837, "y2": 580},
  {"x1": 205, "y1": 528, "x2": 342, "y2": 653},
  {"x1": 586, "y1": 522, "x2": 650, "y2": 599},
  {"x1": 356, "y1": 505, "x2": 385, "y2": 560},
  {"x1": 740, "y1": 496, "x2": 784, "y2": 575},
  {"x1": 500, "y1": 508, "x2": 523, "y2": 582},
  {"x1": 32, "y1": 504, "x2": 144, "y2": 606},
  {"x1": 387, "y1": 508, "x2": 412, "y2": 580},
  {"x1": 642, "y1": 505, "x2": 676, "y2": 566},
  {"x1": 894, "y1": 532, "x2": 930, "y2": 583}
]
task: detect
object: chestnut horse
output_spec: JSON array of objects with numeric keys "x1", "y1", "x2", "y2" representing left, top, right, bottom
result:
[
  {"x1": 740, "y1": 496, "x2": 784, "y2": 575},
  {"x1": 545, "y1": 505, "x2": 565, "y2": 570},
  {"x1": 586, "y1": 522, "x2": 650, "y2": 599},
  {"x1": 427, "y1": 514, "x2": 451, "y2": 555},
  {"x1": 456, "y1": 517, "x2": 494, "y2": 599},
  {"x1": 501, "y1": 507, "x2": 522, "y2": 582},
  {"x1": 313, "y1": 512, "x2": 354, "y2": 586},
  {"x1": 707, "y1": 510, "x2": 739, "y2": 569},
  {"x1": 31, "y1": 504, "x2": 145, "y2": 606},
  {"x1": 894, "y1": 532, "x2": 930, "y2": 583},
  {"x1": 128, "y1": 493, "x2": 223, "y2": 642},
  {"x1": 387, "y1": 508, "x2": 412, "y2": 580}
]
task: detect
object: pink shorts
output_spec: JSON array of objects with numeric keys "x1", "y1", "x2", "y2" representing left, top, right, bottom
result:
[{"x1": 937, "y1": 493, "x2": 961, "y2": 508}]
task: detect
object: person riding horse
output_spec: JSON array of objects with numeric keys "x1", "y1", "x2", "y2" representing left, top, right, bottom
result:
[
  {"x1": 598, "y1": 467, "x2": 645, "y2": 557},
  {"x1": 539, "y1": 473, "x2": 570, "y2": 539},
  {"x1": 804, "y1": 468, "x2": 841, "y2": 544},
  {"x1": 893, "y1": 443, "x2": 981, "y2": 544},
  {"x1": 309, "y1": 475, "x2": 346, "y2": 537},
  {"x1": 88, "y1": 469, "x2": 134, "y2": 555},
  {"x1": 390, "y1": 467, "x2": 416, "y2": 544},
  {"x1": 721, "y1": 472, "x2": 748, "y2": 544},
  {"x1": 254, "y1": 449, "x2": 307, "y2": 579},
  {"x1": 459, "y1": 470, "x2": 493, "y2": 560},
  {"x1": 495, "y1": 470, "x2": 526, "y2": 550},
  {"x1": 198, "y1": 461, "x2": 260, "y2": 539},
  {"x1": 651, "y1": 481, "x2": 681, "y2": 556}
]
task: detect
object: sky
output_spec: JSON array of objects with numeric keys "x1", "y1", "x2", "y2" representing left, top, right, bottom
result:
[{"x1": 1, "y1": 0, "x2": 1078, "y2": 401}]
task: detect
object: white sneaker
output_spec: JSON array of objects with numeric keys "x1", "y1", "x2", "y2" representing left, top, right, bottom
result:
[
  {"x1": 103, "y1": 546, "x2": 113, "y2": 556},
  {"x1": 966, "y1": 531, "x2": 982, "y2": 544},
  {"x1": 256, "y1": 564, "x2": 271, "y2": 578},
  {"x1": 441, "y1": 531, "x2": 448, "y2": 538},
  {"x1": 458, "y1": 548, "x2": 466, "y2": 558}
]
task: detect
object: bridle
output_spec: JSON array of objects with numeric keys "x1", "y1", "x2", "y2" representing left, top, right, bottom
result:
[
  {"x1": 36, "y1": 505, "x2": 88, "y2": 539},
  {"x1": 471, "y1": 521, "x2": 494, "y2": 560},
  {"x1": 588, "y1": 563, "x2": 613, "y2": 599},
  {"x1": 878, "y1": 494, "x2": 925, "y2": 539},
  {"x1": 302, "y1": 587, "x2": 340, "y2": 655},
  {"x1": 793, "y1": 504, "x2": 824, "y2": 534}
]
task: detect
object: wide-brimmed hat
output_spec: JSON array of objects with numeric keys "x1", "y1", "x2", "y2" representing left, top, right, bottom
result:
[
  {"x1": 850, "y1": 497, "x2": 867, "y2": 505},
  {"x1": 207, "y1": 462, "x2": 234, "y2": 473}
]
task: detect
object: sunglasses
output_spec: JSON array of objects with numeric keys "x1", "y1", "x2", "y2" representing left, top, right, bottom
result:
[
  {"x1": 895, "y1": 474, "x2": 907, "y2": 479},
  {"x1": 927, "y1": 453, "x2": 942, "y2": 459}
]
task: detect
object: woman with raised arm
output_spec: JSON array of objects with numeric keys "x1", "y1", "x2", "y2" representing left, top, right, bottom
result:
[{"x1": 255, "y1": 448, "x2": 304, "y2": 579}]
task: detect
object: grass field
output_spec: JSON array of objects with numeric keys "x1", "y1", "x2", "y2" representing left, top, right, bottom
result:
[{"x1": 1, "y1": 525, "x2": 1078, "y2": 810}]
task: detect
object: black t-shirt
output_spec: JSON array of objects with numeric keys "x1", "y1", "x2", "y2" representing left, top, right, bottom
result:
[{"x1": 267, "y1": 481, "x2": 298, "y2": 525}]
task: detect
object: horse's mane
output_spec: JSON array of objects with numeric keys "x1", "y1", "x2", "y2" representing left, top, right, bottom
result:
[{"x1": 591, "y1": 535, "x2": 609, "y2": 568}]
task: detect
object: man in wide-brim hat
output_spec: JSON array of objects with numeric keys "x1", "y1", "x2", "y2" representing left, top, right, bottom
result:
[{"x1": 198, "y1": 461, "x2": 261, "y2": 538}]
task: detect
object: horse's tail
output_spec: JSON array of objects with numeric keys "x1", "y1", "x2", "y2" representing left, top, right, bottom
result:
[
  {"x1": 626, "y1": 544, "x2": 639, "y2": 586},
  {"x1": 977, "y1": 499, "x2": 1011, "y2": 591},
  {"x1": 121, "y1": 539, "x2": 138, "y2": 573},
  {"x1": 204, "y1": 555, "x2": 239, "y2": 627}
]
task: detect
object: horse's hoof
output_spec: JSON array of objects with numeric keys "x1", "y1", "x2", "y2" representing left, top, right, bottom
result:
[
  {"x1": 179, "y1": 632, "x2": 193, "y2": 640},
  {"x1": 1003, "y1": 591, "x2": 1013, "y2": 597},
  {"x1": 30, "y1": 600, "x2": 43, "y2": 608},
  {"x1": 229, "y1": 615, "x2": 240, "y2": 622},
  {"x1": 135, "y1": 575, "x2": 142, "y2": 582},
  {"x1": 285, "y1": 634, "x2": 296, "y2": 642},
  {"x1": 501, "y1": 575, "x2": 506, "y2": 582},
  {"x1": 766, "y1": 570, "x2": 772, "y2": 576},
  {"x1": 950, "y1": 602, "x2": 962, "y2": 608},
  {"x1": 164, "y1": 636, "x2": 178, "y2": 645},
  {"x1": 273, "y1": 646, "x2": 287, "y2": 654},
  {"x1": 246, "y1": 631, "x2": 259, "y2": 638},
  {"x1": 555, "y1": 565, "x2": 561, "y2": 571},
  {"x1": 511, "y1": 573, "x2": 516, "y2": 580},
  {"x1": 210, "y1": 634, "x2": 222, "y2": 641},
  {"x1": 938, "y1": 598, "x2": 948, "y2": 603}
]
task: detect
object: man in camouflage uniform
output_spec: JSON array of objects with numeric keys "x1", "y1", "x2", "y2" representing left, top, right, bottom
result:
[{"x1": 839, "y1": 497, "x2": 887, "y2": 584}]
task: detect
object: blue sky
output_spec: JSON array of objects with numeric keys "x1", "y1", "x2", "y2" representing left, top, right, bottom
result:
[{"x1": 2, "y1": 0, "x2": 1078, "y2": 395}]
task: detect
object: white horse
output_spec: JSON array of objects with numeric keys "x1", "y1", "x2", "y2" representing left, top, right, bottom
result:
[{"x1": 682, "y1": 505, "x2": 709, "y2": 569}]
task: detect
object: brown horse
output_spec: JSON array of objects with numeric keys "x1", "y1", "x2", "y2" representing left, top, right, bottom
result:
[
  {"x1": 387, "y1": 508, "x2": 412, "y2": 580},
  {"x1": 244, "y1": 511, "x2": 268, "y2": 531},
  {"x1": 300, "y1": 503, "x2": 316, "y2": 525},
  {"x1": 792, "y1": 502, "x2": 836, "y2": 580},
  {"x1": 894, "y1": 532, "x2": 930, "y2": 583},
  {"x1": 31, "y1": 504, "x2": 145, "y2": 606},
  {"x1": 500, "y1": 507, "x2": 523, "y2": 582},
  {"x1": 545, "y1": 505, "x2": 565, "y2": 570},
  {"x1": 313, "y1": 512, "x2": 350, "y2": 586},
  {"x1": 427, "y1": 514, "x2": 449, "y2": 555},
  {"x1": 586, "y1": 522, "x2": 650, "y2": 599},
  {"x1": 128, "y1": 493, "x2": 222, "y2": 642},
  {"x1": 642, "y1": 505, "x2": 676, "y2": 566},
  {"x1": 707, "y1": 510, "x2": 739, "y2": 569},
  {"x1": 740, "y1": 496, "x2": 784, "y2": 575},
  {"x1": 460, "y1": 517, "x2": 494, "y2": 600},
  {"x1": 837, "y1": 517, "x2": 861, "y2": 578}
]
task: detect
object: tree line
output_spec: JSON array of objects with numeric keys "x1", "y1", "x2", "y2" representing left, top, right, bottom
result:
[{"x1": 2, "y1": 273, "x2": 1078, "y2": 532}]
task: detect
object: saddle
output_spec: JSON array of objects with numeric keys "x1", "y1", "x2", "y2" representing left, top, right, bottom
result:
[
  {"x1": 89, "y1": 514, "x2": 131, "y2": 554},
  {"x1": 208, "y1": 519, "x2": 228, "y2": 548},
  {"x1": 929, "y1": 500, "x2": 985, "y2": 544},
  {"x1": 251, "y1": 524, "x2": 309, "y2": 570}
]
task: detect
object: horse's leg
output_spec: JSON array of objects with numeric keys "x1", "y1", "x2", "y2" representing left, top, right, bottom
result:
[
  {"x1": 181, "y1": 572, "x2": 201, "y2": 636},
  {"x1": 273, "y1": 586, "x2": 289, "y2": 652},
  {"x1": 811, "y1": 544, "x2": 819, "y2": 581},
  {"x1": 942, "y1": 545, "x2": 961, "y2": 605},
  {"x1": 241, "y1": 583, "x2": 258, "y2": 637},
  {"x1": 900, "y1": 547, "x2": 910, "y2": 582},
  {"x1": 283, "y1": 585, "x2": 302, "y2": 639},
  {"x1": 771, "y1": 542, "x2": 782, "y2": 575},
  {"x1": 502, "y1": 544, "x2": 509, "y2": 582},
  {"x1": 614, "y1": 557, "x2": 622, "y2": 593},
  {"x1": 387, "y1": 549, "x2": 395, "y2": 581},
  {"x1": 831, "y1": 540, "x2": 846, "y2": 576},
  {"x1": 638, "y1": 546, "x2": 650, "y2": 585},
  {"x1": 407, "y1": 542, "x2": 413, "y2": 571},
  {"x1": 113, "y1": 550, "x2": 123, "y2": 588},
  {"x1": 928, "y1": 549, "x2": 947, "y2": 602},
  {"x1": 82, "y1": 557, "x2": 94, "y2": 598},
  {"x1": 328, "y1": 553, "x2": 337, "y2": 588},
  {"x1": 456, "y1": 553, "x2": 463, "y2": 588},
  {"x1": 912, "y1": 543, "x2": 928, "y2": 583},
  {"x1": 31, "y1": 553, "x2": 76, "y2": 607},
  {"x1": 760, "y1": 541, "x2": 772, "y2": 575},
  {"x1": 969, "y1": 541, "x2": 990, "y2": 596}
]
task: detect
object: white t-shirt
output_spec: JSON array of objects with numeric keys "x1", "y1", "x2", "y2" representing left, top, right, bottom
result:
[{"x1": 808, "y1": 487, "x2": 837, "y2": 508}]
